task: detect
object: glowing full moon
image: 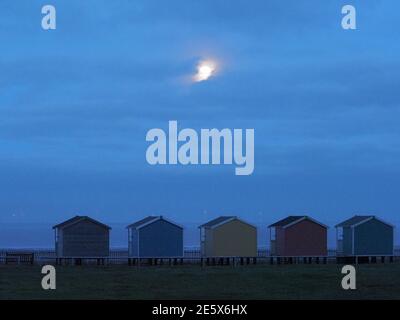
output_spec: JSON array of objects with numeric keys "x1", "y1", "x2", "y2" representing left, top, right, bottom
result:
[{"x1": 194, "y1": 61, "x2": 216, "y2": 82}]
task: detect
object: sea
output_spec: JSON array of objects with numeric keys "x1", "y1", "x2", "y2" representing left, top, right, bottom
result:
[{"x1": 0, "y1": 222, "x2": 353, "y2": 250}]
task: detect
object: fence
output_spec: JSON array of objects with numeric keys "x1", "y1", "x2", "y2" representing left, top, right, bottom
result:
[{"x1": 1, "y1": 247, "x2": 399, "y2": 265}]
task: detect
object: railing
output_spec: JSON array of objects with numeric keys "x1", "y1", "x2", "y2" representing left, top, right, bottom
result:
[
  {"x1": 2, "y1": 252, "x2": 34, "y2": 265},
  {"x1": 0, "y1": 247, "x2": 399, "y2": 265}
]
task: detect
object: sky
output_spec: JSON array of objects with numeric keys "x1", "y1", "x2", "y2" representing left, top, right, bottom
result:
[{"x1": 1, "y1": 0, "x2": 400, "y2": 247}]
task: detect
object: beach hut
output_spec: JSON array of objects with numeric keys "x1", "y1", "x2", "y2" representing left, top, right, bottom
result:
[
  {"x1": 268, "y1": 216, "x2": 328, "y2": 256},
  {"x1": 199, "y1": 216, "x2": 257, "y2": 257},
  {"x1": 127, "y1": 216, "x2": 183, "y2": 257},
  {"x1": 335, "y1": 215, "x2": 394, "y2": 256},
  {"x1": 53, "y1": 216, "x2": 111, "y2": 257}
]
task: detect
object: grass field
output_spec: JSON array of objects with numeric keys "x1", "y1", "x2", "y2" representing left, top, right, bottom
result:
[{"x1": 1, "y1": 263, "x2": 400, "y2": 299}]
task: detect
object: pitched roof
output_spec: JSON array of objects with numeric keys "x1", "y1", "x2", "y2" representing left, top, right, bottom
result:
[
  {"x1": 335, "y1": 215, "x2": 394, "y2": 228},
  {"x1": 199, "y1": 216, "x2": 256, "y2": 229},
  {"x1": 268, "y1": 216, "x2": 305, "y2": 227},
  {"x1": 268, "y1": 216, "x2": 328, "y2": 229},
  {"x1": 53, "y1": 216, "x2": 111, "y2": 230},
  {"x1": 127, "y1": 216, "x2": 158, "y2": 229},
  {"x1": 199, "y1": 216, "x2": 236, "y2": 228},
  {"x1": 335, "y1": 215, "x2": 372, "y2": 227},
  {"x1": 127, "y1": 216, "x2": 183, "y2": 229}
]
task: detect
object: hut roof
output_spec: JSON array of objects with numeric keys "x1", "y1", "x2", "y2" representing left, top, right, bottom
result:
[
  {"x1": 127, "y1": 216, "x2": 183, "y2": 230},
  {"x1": 53, "y1": 216, "x2": 111, "y2": 230},
  {"x1": 199, "y1": 216, "x2": 256, "y2": 229},
  {"x1": 268, "y1": 216, "x2": 328, "y2": 229},
  {"x1": 335, "y1": 215, "x2": 394, "y2": 228}
]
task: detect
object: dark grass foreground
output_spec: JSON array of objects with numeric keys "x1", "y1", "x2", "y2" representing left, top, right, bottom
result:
[{"x1": 1, "y1": 264, "x2": 399, "y2": 299}]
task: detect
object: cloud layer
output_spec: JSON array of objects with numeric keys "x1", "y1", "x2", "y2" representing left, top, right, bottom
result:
[{"x1": 0, "y1": 1, "x2": 399, "y2": 237}]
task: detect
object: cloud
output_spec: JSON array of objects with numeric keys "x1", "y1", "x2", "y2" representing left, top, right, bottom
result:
[{"x1": 1, "y1": 0, "x2": 400, "y2": 227}]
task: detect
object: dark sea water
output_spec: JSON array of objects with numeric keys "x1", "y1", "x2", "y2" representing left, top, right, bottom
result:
[
  {"x1": 0, "y1": 222, "x2": 206, "y2": 249},
  {"x1": 0, "y1": 222, "x2": 349, "y2": 249}
]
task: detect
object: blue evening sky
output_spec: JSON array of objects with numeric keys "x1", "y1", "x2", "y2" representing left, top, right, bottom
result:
[{"x1": 1, "y1": 1, "x2": 399, "y2": 246}]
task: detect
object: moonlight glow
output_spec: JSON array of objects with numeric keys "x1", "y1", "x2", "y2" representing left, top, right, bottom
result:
[{"x1": 194, "y1": 61, "x2": 216, "y2": 82}]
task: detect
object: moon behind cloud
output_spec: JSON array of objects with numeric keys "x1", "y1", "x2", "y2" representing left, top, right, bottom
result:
[{"x1": 194, "y1": 60, "x2": 216, "y2": 82}]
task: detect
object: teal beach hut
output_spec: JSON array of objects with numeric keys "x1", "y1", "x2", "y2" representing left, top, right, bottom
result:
[{"x1": 335, "y1": 215, "x2": 394, "y2": 256}]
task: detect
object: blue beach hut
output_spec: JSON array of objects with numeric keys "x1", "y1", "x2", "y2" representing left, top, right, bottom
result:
[{"x1": 127, "y1": 216, "x2": 183, "y2": 257}]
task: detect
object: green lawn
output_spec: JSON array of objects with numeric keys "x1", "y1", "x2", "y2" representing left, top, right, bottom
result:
[{"x1": 1, "y1": 263, "x2": 399, "y2": 299}]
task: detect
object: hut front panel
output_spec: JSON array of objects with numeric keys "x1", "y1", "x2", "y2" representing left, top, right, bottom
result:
[
  {"x1": 56, "y1": 229, "x2": 64, "y2": 256},
  {"x1": 128, "y1": 229, "x2": 139, "y2": 256},
  {"x1": 342, "y1": 227, "x2": 353, "y2": 255},
  {"x1": 61, "y1": 220, "x2": 110, "y2": 257},
  {"x1": 283, "y1": 220, "x2": 327, "y2": 256},
  {"x1": 201, "y1": 228, "x2": 214, "y2": 256},
  {"x1": 138, "y1": 220, "x2": 183, "y2": 257},
  {"x1": 212, "y1": 220, "x2": 257, "y2": 257},
  {"x1": 354, "y1": 219, "x2": 394, "y2": 255},
  {"x1": 274, "y1": 227, "x2": 286, "y2": 256}
]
